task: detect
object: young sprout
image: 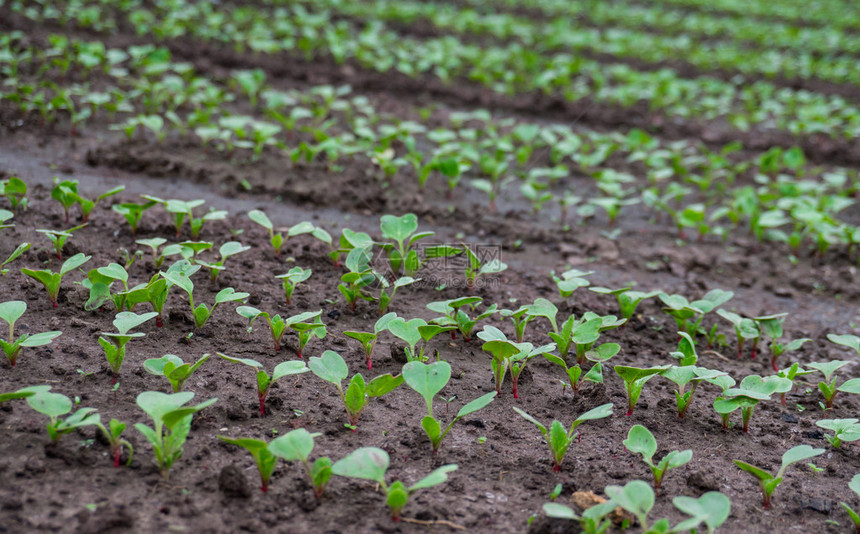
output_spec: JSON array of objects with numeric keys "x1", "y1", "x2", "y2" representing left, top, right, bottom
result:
[
  {"x1": 716, "y1": 310, "x2": 760, "y2": 359},
  {"x1": 275, "y1": 266, "x2": 312, "y2": 305},
  {"x1": 659, "y1": 289, "x2": 733, "y2": 336},
  {"x1": 53, "y1": 180, "x2": 125, "y2": 223},
  {"x1": 248, "y1": 209, "x2": 317, "y2": 258},
  {"x1": 614, "y1": 365, "x2": 672, "y2": 416},
  {"x1": 338, "y1": 248, "x2": 375, "y2": 311},
  {"x1": 99, "y1": 311, "x2": 159, "y2": 382},
  {"x1": 344, "y1": 312, "x2": 396, "y2": 370},
  {"x1": 427, "y1": 296, "x2": 497, "y2": 342},
  {"x1": 134, "y1": 391, "x2": 217, "y2": 479},
  {"x1": 402, "y1": 360, "x2": 496, "y2": 452},
  {"x1": 218, "y1": 435, "x2": 278, "y2": 492},
  {"x1": 552, "y1": 269, "x2": 593, "y2": 299},
  {"x1": 36, "y1": 224, "x2": 87, "y2": 260},
  {"x1": 308, "y1": 350, "x2": 403, "y2": 430},
  {"x1": 513, "y1": 403, "x2": 613, "y2": 471},
  {"x1": 714, "y1": 374, "x2": 791, "y2": 432},
  {"x1": 112, "y1": 199, "x2": 157, "y2": 234},
  {"x1": 1, "y1": 176, "x2": 28, "y2": 210},
  {"x1": 767, "y1": 337, "x2": 812, "y2": 373},
  {"x1": 196, "y1": 242, "x2": 251, "y2": 283},
  {"x1": 27, "y1": 390, "x2": 100, "y2": 442},
  {"x1": 0, "y1": 385, "x2": 50, "y2": 404},
  {"x1": 0, "y1": 210, "x2": 13, "y2": 231},
  {"x1": 478, "y1": 326, "x2": 521, "y2": 396},
  {"x1": 816, "y1": 419, "x2": 860, "y2": 448},
  {"x1": 661, "y1": 365, "x2": 727, "y2": 419},
  {"x1": 623, "y1": 425, "x2": 692, "y2": 493},
  {"x1": 237, "y1": 307, "x2": 324, "y2": 355},
  {"x1": 387, "y1": 317, "x2": 454, "y2": 363},
  {"x1": 775, "y1": 363, "x2": 813, "y2": 405},
  {"x1": 734, "y1": 445, "x2": 824, "y2": 509},
  {"x1": 543, "y1": 350, "x2": 605, "y2": 396},
  {"x1": 22, "y1": 252, "x2": 91, "y2": 307},
  {"x1": 808, "y1": 360, "x2": 860, "y2": 409},
  {"x1": 331, "y1": 447, "x2": 457, "y2": 520},
  {"x1": 1, "y1": 242, "x2": 30, "y2": 276},
  {"x1": 571, "y1": 313, "x2": 626, "y2": 365},
  {"x1": 840, "y1": 474, "x2": 860, "y2": 534},
  {"x1": 604, "y1": 480, "x2": 662, "y2": 532},
  {"x1": 828, "y1": 334, "x2": 860, "y2": 358},
  {"x1": 143, "y1": 353, "x2": 210, "y2": 392},
  {"x1": 379, "y1": 213, "x2": 434, "y2": 277},
  {"x1": 147, "y1": 197, "x2": 227, "y2": 239},
  {"x1": 162, "y1": 268, "x2": 248, "y2": 329},
  {"x1": 217, "y1": 353, "x2": 308, "y2": 416},
  {"x1": 136, "y1": 237, "x2": 167, "y2": 267},
  {"x1": 0, "y1": 301, "x2": 61, "y2": 367},
  {"x1": 268, "y1": 428, "x2": 333, "y2": 498},
  {"x1": 589, "y1": 287, "x2": 661, "y2": 321},
  {"x1": 542, "y1": 500, "x2": 616, "y2": 534},
  {"x1": 96, "y1": 419, "x2": 134, "y2": 467},
  {"x1": 461, "y1": 243, "x2": 507, "y2": 289},
  {"x1": 500, "y1": 305, "x2": 531, "y2": 343}
]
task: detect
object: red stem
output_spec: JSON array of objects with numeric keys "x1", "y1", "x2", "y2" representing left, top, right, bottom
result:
[
  {"x1": 114, "y1": 449, "x2": 121, "y2": 468},
  {"x1": 512, "y1": 379, "x2": 519, "y2": 400},
  {"x1": 156, "y1": 315, "x2": 163, "y2": 328}
]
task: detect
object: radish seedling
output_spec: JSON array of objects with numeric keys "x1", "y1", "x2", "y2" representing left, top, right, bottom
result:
[
  {"x1": 344, "y1": 312, "x2": 397, "y2": 370},
  {"x1": 571, "y1": 313, "x2": 625, "y2": 365},
  {"x1": 143, "y1": 353, "x2": 210, "y2": 392},
  {"x1": 808, "y1": 360, "x2": 860, "y2": 409},
  {"x1": 614, "y1": 365, "x2": 672, "y2": 416},
  {"x1": 841, "y1": 474, "x2": 860, "y2": 534},
  {"x1": 136, "y1": 238, "x2": 167, "y2": 267},
  {"x1": 217, "y1": 435, "x2": 278, "y2": 492},
  {"x1": 513, "y1": 403, "x2": 613, "y2": 471},
  {"x1": 623, "y1": 425, "x2": 692, "y2": 493},
  {"x1": 52, "y1": 180, "x2": 124, "y2": 223},
  {"x1": 113, "y1": 199, "x2": 157, "y2": 234},
  {"x1": 659, "y1": 289, "x2": 733, "y2": 336},
  {"x1": 461, "y1": 243, "x2": 507, "y2": 289},
  {"x1": 338, "y1": 248, "x2": 375, "y2": 311},
  {"x1": 734, "y1": 445, "x2": 824, "y2": 509},
  {"x1": 379, "y1": 213, "x2": 434, "y2": 277},
  {"x1": 0, "y1": 176, "x2": 27, "y2": 210},
  {"x1": 671, "y1": 492, "x2": 732, "y2": 534},
  {"x1": 275, "y1": 266, "x2": 311, "y2": 305},
  {"x1": 36, "y1": 224, "x2": 86, "y2": 260},
  {"x1": 327, "y1": 228, "x2": 373, "y2": 267},
  {"x1": 162, "y1": 269, "x2": 248, "y2": 329},
  {"x1": 375, "y1": 275, "x2": 418, "y2": 315},
  {"x1": 0, "y1": 385, "x2": 49, "y2": 404},
  {"x1": 427, "y1": 296, "x2": 497, "y2": 342},
  {"x1": 604, "y1": 480, "x2": 663, "y2": 532},
  {"x1": 543, "y1": 351, "x2": 604, "y2": 396},
  {"x1": 99, "y1": 311, "x2": 158, "y2": 381},
  {"x1": 768, "y1": 337, "x2": 812, "y2": 372},
  {"x1": 135, "y1": 391, "x2": 216, "y2": 479},
  {"x1": 508, "y1": 342, "x2": 557, "y2": 399},
  {"x1": 0, "y1": 300, "x2": 61, "y2": 367},
  {"x1": 388, "y1": 317, "x2": 454, "y2": 362},
  {"x1": 217, "y1": 353, "x2": 308, "y2": 416},
  {"x1": 27, "y1": 390, "x2": 100, "y2": 442},
  {"x1": 308, "y1": 350, "x2": 403, "y2": 429},
  {"x1": 146, "y1": 197, "x2": 227, "y2": 239},
  {"x1": 500, "y1": 305, "x2": 531, "y2": 343},
  {"x1": 1, "y1": 242, "x2": 30, "y2": 276},
  {"x1": 552, "y1": 269, "x2": 593, "y2": 299},
  {"x1": 236, "y1": 307, "x2": 323, "y2": 354},
  {"x1": 402, "y1": 360, "x2": 496, "y2": 452},
  {"x1": 660, "y1": 365, "x2": 726, "y2": 419},
  {"x1": 197, "y1": 241, "x2": 250, "y2": 283},
  {"x1": 332, "y1": 447, "x2": 457, "y2": 520},
  {"x1": 542, "y1": 500, "x2": 616, "y2": 534},
  {"x1": 268, "y1": 428, "x2": 332, "y2": 498},
  {"x1": 716, "y1": 310, "x2": 760, "y2": 359},
  {"x1": 816, "y1": 419, "x2": 860, "y2": 448},
  {"x1": 590, "y1": 287, "x2": 661, "y2": 321},
  {"x1": 248, "y1": 209, "x2": 316, "y2": 258},
  {"x1": 22, "y1": 252, "x2": 91, "y2": 307},
  {"x1": 775, "y1": 363, "x2": 813, "y2": 405},
  {"x1": 713, "y1": 374, "x2": 790, "y2": 432},
  {"x1": 96, "y1": 419, "x2": 134, "y2": 467}
]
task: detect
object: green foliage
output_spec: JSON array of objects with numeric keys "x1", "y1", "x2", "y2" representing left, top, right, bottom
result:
[
  {"x1": 513, "y1": 403, "x2": 613, "y2": 471},
  {"x1": 26, "y1": 390, "x2": 100, "y2": 442},
  {"x1": 21, "y1": 252, "x2": 91, "y2": 307},
  {"x1": 217, "y1": 353, "x2": 308, "y2": 416},
  {"x1": 734, "y1": 445, "x2": 824, "y2": 508},
  {"x1": 99, "y1": 311, "x2": 158, "y2": 378},
  {"x1": 0, "y1": 300, "x2": 61, "y2": 366},
  {"x1": 143, "y1": 353, "x2": 210, "y2": 392},
  {"x1": 379, "y1": 213, "x2": 433, "y2": 277},
  {"x1": 268, "y1": 428, "x2": 332, "y2": 498},
  {"x1": 623, "y1": 425, "x2": 692, "y2": 492},
  {"x1": 614, "y1": 365, "x2": 672, "y2": 416}
]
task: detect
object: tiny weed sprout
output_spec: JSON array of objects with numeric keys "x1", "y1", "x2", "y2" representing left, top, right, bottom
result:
[
  {"x1": 428, "y1": 296, "x2": 497, "y2": 342},
  {"x1": 217, "y1": 353, "x2": 308, "y2": 416},
  {"x1": 275, "y1": 266, "x2": 311, "y2": 305},
  {"x1": 461, "y1": 243, "x2": 507, "y2": 289},
  {"x1": 162, "y1": 268, "x2": 248, "y2": 329},
  {"x1": 713, "y1": 374, "x2": 790, "y2": 432},
  {"x1": 623, "y1": 425, "x2": 692, "y2": 493},
  {"x1": 344, "y1": 312, "x2": 396, "y2": 370},
  {"x1": 113, "y1": 199, "x2": 157, "y2": 235},
  {"x1": 1, "y1": 242, "x2": 30, "y2": 276},
  {"x1": 659, "y1": 289, "x2": 733, "y2": 336},
  {"x1": 1, "y1": 176, "x2": 28, "y2": 210},
  {"x1": 816, "y1": 419, "x2": 860, "y2": 448},
  {"x1": 217, "y1": 435, "x2": 278, "y2": 492},
  {"x1": 379, "y1": 213, "x2": 434, "y2": 277},
  {"x1": 828, "y1": 334, "x2": 860, "y2": 358},
  {"x1": 331, "y1": 447, "x2": 457, "y2": 520},
  {"x1": 542, "y1": 500, "x2": 616, "y2": 534},
  {"x1": 36, "y1": 224, "x2": 86, "y2": 260},
  {"x1": 590, "y1": 287, "x2": 661, "y2": 321},
  {"x1": 237, "y1": 307, "x2": 324, "y2": 354},
  {"x1": 0, "y1": 300, "x2": 61, "y2": 366},
  {"x1": 808, "y1": 360, "x2": 860, "y2": 409},
  {"x1": 143, "y1": 353, "x2": 210, "y2": 392},
  {"x1": 134, "y1": 391, "x2": 217, "y2": 479},
  {"x1": 22, "y1": 252, "x2": 91, "y2": 307},
  {"x1": 388, "y1": 316, "x2": 454, "y2": 362},
  {"x1": 614, "y1": 365, "x2": 672, "y2": 416},
  {"x1": 308, "y1": 350, "x2": 403, "y2": 429},
  {"x1": 268, "y1": 428, "x2": 332, "y2": 498},
  {"x1": 26, "y1": 390, "x2": 100, "y2": 442},
  {"x1": 552, "y1": 269, "x2": 593, "y2": 299},
  {"x1": 197, "y1": 241, "x2": 250, "y2": 283},
  {"x1": 402, "y1": 360, "x2": 496, "y2": 452},
  {"x1": 96, "y1": 419, "x2": 133, "y2": 467},
  {"x1": 734, "y1": 445, "x2": 824, "y2": 509},
  {"x1": 513, "y1": 403, "x2": 613, "y2": 471},
  {"x1": 840, "y1": 474, "x2": 860, "y2": 534},
  {"x1": 99, "y1": 311, "x2": 158, "y2": 381}
]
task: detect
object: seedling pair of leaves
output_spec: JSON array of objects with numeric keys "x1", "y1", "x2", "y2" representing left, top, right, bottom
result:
[
  {"x1": 22, "y1": 252, "x2": 91, "y2": 307},
  {"x1": 196, "y1": 241, "x2": 251, "y2": 282},
  {"x1": 344, "y1": 312, "x2": 397, "y2": 370},
  {"x1": 309, "y1": 350, "x2": 402, "y2": 429},
  {"x1": 713, "y1": 374, "x2": 791, "y2": 432},
  {"x1": 387, "y1": 315, "x2": 455, "y2": 363},
  {"x1": 144, "y1": 354, "x2": 210, "y2": 392},
  {"x1": 276, "y1": 266, "x2": 311, "y2": 305},
  {"x1": 96, "y1": 419, "x2": 134, "y2": 467},
  {"x1": 0, "y1": 176, "x2": 28, "y2": 210},
  {"x1": 217, "y1": 353, "x2": 309, "y2": 416},
  {"x1": 499, "y1": 297, "x2": 557, "y2": 343},
  {"x1": 659, "y1": 289, "x2": 733, "y2": 336},
  {"x1": 478, "y1": 325, "x2": 555, "y2": 398},
  {"x1": 26, "y1": 389, "x2": 100, "y2": 442},
  {"x1": 338, "y1": 247, "x2": 376, "y2": 312},
  {"x1": 841, "y1": 474, "x2": 860, "y2": 534},
  {"x1": 513, "y1": 403, "x2": 613, "y2": 471},
  {"x1": 402, "y1": 360, "x2": 497, "y2": 452},
  {"x1": 661, "y1": 332, "x2": 728, "y2": 418},
  {"x1": 81, "y1": 263, "x2": 154, "y2": 312},
  {"x1": 458, "y1": 243, "x2": 507, "y2": 288},
  {"x1": 379, "y1": 213, "x2": 434, "y2": 277},
  {"x1": 51, "y1": 179, "x2": 124, "y2": 223},
  {"x1": 590, "y1": 286, "x2": 661, "y2": 321},
  {"x1": 332, "y1": 447, "x2": 457, "y2": 520},
  {"x1": 219, "y1": 428, "x2": 332, "y2": 495},
  {"x1": 816, "y1": 419, "x2": 860, "y2": 448},
  {"x1": 113, "y1": 199, "x2": 158, "y2": 234},
  {"x1": 623, "y1": 425, "x2": 692, "y2": 493},
  {"x1": 0, "y1": 300, "x2": 61, "y2": 366},
  {"x1": 248, "y1": 209, "x2": 326, "y2": 258},
  {"x1": 161, "y1": 268, "x2": 248, "y2": 329},
  {"x1": 427, "y1": 296, "x2": 497, "y2": 342},
  {"x1": 734, "y1": 445, "x2": 824, "y2": 508},
  {"x1": 808, "y1": 360, "x2": 860, "y2": 409},
  {"x1": 145, "y1": 196, "x2": 227, "y2": 239},
  {"x1": 99, "y1": 311, "x2": 158, "y2": 381},
  {"x1": 36, "y1": 223, "x2": 86, "y2": 260},
  {"x1": 326, "y1": 228, "x2": 374, "y2": 267},
  {"x1": 135, "y1": 391, "x2": 217, "y2": 478},
  {"x1": 237, "y1": 306, "x2": 325, "y2": 356}
]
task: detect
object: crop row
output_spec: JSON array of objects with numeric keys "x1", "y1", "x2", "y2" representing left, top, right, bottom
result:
[
  {"x1": 8, "y1": 0, "x2": 860, "y2": 140},
  {"x1": 3, "y1": 187, "x2": 860, "y2": 530}
]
